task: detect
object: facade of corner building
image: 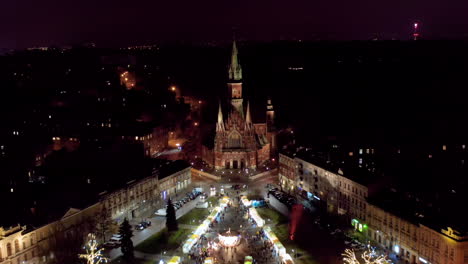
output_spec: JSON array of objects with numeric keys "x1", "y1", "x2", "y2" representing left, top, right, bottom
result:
[
  {"x1": 0, "y1": 203, "x2": 101, "y2": 264},
  {"x1": 101, "y1": 160, "x2": 191, "y2": 222},
  {"x1": 365, "y1": 203, "x2": 468, "y2": 264},
  {"x1": 0, "y1": 159, "x2": 191, "y2": 264},
  {"x1": 156, "y1": 165, "x2": 191, "y2": 200},
  {"x1": 279, "y1": 153, "x2": 298, "y2": 193},
  {"x1": 202, "y1": 41, "x2": 277, "y2": 171},
  {"x1": 279, "y1": 153, "x2": 468, "y2": 264}
]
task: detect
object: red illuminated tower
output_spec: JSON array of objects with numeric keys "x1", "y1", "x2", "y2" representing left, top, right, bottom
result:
[{"x1": 413, "y1": 22, "x2": 420, "y2": 40}]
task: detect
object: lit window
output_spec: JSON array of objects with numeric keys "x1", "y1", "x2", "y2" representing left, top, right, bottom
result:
[
  {"x1": 359, "y1": 149, "x2": 363, "y2": 155},
  {"x1": 442, "y1": 145, "x2": 447, "y2": 151}
]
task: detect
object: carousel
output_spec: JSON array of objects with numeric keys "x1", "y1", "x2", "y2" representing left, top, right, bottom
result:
[{"x1": 218, "y1": 228, "x2": 241, "y2": 247}]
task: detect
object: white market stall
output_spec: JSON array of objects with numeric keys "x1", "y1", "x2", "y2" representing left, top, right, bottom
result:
[
  {"x1": 182, "y1": 197, "x2": 230, "y2": 254},
  {"x1": 249, "y1": 207, "x2": 265, "y2": 227}
]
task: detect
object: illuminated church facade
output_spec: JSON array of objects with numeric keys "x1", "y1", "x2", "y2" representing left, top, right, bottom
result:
[{"x1": 202, "y1": 41, "x2": 276, "y2": 170}]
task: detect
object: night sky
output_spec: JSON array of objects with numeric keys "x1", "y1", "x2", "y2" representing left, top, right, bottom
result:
[{"x1": 5, "y1": 0, "x2": 468, "y2": 49}]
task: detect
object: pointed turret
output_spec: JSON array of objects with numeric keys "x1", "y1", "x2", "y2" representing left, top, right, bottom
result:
[
  {"x1": 245, "y1": 101, "x2": 252, "y2": 130},
  {"x1": 216, "y1": 102, "x2": 225, "y2": 131},
  {"x1": 228, "y1": 41, "x2": 242, "y2": 82}
]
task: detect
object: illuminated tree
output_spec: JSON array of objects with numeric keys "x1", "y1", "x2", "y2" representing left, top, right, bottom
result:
[
  {"x1": 342, "y1": 248, "x2": 391, "y2": 264},
  {"x1": 79, "y1": 233, "x2": 108, "y2": 264}
]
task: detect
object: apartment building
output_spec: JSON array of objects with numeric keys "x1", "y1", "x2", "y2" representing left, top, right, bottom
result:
[
  {"x1": 279, "y1": 150, "x2": 468, "y2": 264},
  {"x1": 0, "y1": 159, "x2": 191, "y2": 264}
]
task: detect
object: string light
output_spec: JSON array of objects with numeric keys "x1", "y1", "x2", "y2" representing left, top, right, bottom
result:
[
  {"x1": 79, "y1": 233, "x2": 109, "y2": 264},
  {"x1": 342, "y1": 248, "x2": 390, "y2": 264}
]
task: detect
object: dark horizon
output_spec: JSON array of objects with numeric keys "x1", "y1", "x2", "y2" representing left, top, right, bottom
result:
[{"x1": 5, "y1": 0, "x2": 468, "y2": 49}]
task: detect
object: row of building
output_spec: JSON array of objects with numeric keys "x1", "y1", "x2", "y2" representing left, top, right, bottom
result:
[
  {"x1": 279, "y1": 151, "x2": 468, "y2": 264},
  {"x1": 0, "y1": 159, "x2": 191, "y2": 264}
]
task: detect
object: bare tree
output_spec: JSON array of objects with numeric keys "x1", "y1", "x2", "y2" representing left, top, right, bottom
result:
[
  {"x1": 49, "y1": 220, "x2": 88, "y2": 264},
  {"x1": 94, "y1": 206, "x2": 113, "y2": 243}
]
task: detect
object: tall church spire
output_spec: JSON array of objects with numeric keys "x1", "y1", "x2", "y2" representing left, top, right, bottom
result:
[
  {"x1": 216, "y1": 102, "x2": 225, "y2": 131},
  {"x1": 228, "y1": 41, "x2": 242, "y2": 81}
]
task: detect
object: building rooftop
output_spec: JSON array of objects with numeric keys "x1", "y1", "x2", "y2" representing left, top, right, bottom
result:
[
  {"x1": 368, "y1": 187, "x2": 468, "y2": 240},
  {"x1": 154, "y1": 159, "x2": 191, "y2": 180},
  {"x1": 0, "y1": 157, "x2": 190, "y2": 228},
  {"x1": 295, "y1": 148, "x2": 378, "y2": 186}
]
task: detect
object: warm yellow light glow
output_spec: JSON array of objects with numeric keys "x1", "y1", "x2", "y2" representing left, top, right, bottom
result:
[
  {"x1": 79, "y1": 233, "x2": 108, "y2": 264},
  {"x1": 219, "y1": 234, "x2": 240, "y2": 247},
  {"x1": 171, "y1": 86, "x2": 176, "y2": 91},
  {"x1": 168, "y1": 256, "x2": 181, "y2": 264},
  {"x1": 218, "y1": 229, "x2": 240, "y2": 247},
  {"x1": 342, "y1": 248, "x2": 390, "y2": 264}
]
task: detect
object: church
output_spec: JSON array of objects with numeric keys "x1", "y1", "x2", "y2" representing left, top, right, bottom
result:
[{"x1": 202, "y1": 41, "x2": 276, "y2": 170}]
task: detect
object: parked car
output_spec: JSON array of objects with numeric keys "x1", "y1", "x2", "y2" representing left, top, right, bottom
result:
[
  {"x1": 109, "y1": 235, "x2": 122, "y2": 246},
  {"x1": 111, "y1": 234, "x2": 122, "y2": 240},
  {"x1": 135, "y1": 223, "x2": 146, "y2": 230},
  {"x1": 155, "y1": 208, "x2": 167, "y2": 216},
  {"x1": 103, "y1": 241, "x2": 118, "y2": 249},
  {"x1": 136, "y1": 220, "x2": 151, "y2": 230}
]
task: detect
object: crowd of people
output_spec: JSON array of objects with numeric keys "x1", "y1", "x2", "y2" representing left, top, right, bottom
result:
[{"x1": 182, "y1": 192, "x2": 283, "y2": 264}]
